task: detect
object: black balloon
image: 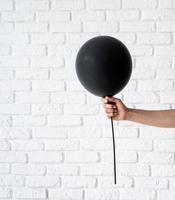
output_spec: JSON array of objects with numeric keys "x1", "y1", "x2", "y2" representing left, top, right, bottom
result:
[{"x1": 75, "y1": 35, "x2": 132, "y2": 97}]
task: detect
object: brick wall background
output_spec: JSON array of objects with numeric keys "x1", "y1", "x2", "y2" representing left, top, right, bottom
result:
[{"x1": 0, "y1": 0, "x2": 175, "y2": 199}]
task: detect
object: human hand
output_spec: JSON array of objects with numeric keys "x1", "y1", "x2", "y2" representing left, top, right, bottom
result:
[{"x1": 102, "y1": 96, "x2": 129, "y2": 120}]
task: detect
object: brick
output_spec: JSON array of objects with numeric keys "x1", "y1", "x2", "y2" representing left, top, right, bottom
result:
[
  {"x1": 0, "y1": 152, "x2": 26, "y2": 163},
  {"x1": 28, "y1": 151, "x2": 62, "y2": 163},
  {"x1": 49, "y1": 189, "x2": 83, "y2": 199},
  {"x1": 36, "y1": 11, "x2": 70, "y2": 21},
  {"x1": 157, "y1": 68, "x2": 175, "y2": 79},
  {"x1": 0, "y1": 69, "x2": 13, "y2": 79},
  {"x1": 0, "y1": 45, "x2": 10, "y2": 55},
  {"x1": 151, "y1": 164, "x2": 175, "y2": 176},
  {"x1": 155, "y1": 45, "x2": 175, "y2": 55},
  {"x1": 11, "y1": 140, "x2": 44, "y2": 151},
  {"x1": 12, "y1": 164, "x2": 45, "y2": 175},
  {"x1": 139, "y1": 152, "x2": 174, "y2": 164},
  {"x1": 48, "y1": 115, "x2": 81, "y2": 126},
  {"x1": 142, "y1": 10, "x2": 175, "y2": 20},
  {"x1": 32, "y1": 127, "x2": 67, "y2": 139},
  {"x1": 0, "y1": 34, "x2": 28, "y2": 44},
  {"x1": 117, "y1": 139, "x2": 152, "y2": 151},
  {"x1": 15, "y1": 92, "x2": 49, "y2": 103},
  {"x1": 2, "y1": 12, "x2": 34, "y2": 22},
  {"x1": 0, "y1": 164, "x2": 10, "y2": 174},
  {"x1": 32, "y1": 104, "x2": 62, "y2": 115},
  {"x1": 0, "y1": 56, "x2": 29, "y2": 67},
  {"x1": 26, "y1": 176, "x2": 60, "y2": 187},
  {"x1": 15, "y1": 22, "x2": 48, "y2": 33},
  {"x1": 72, "y1": 11, "x2": 105, "y2": 21},
  {"x1": 0, "y1": 175, "x2": 24, "y2": 186},
  {"x1": 123, "y1": 0, "x2": 157, "y2": 8},
  {"x1": 31, "y1": 56, "x2": 63, "y2": 67},
  {"x1": 47, "y1": 164, "x2": 79, "y2": 175},
  {"x1": 32, "y1": 80, "x2": 64, "y2": 91},
  {"x1": 0, "y1": 187, "x2": 11, "y2": 198},
  {"x1": 13, "y1": 115, "x2": 46, "y2": 126},
  {"x1": 154, "y1": 140, "x2": 175, "y2": 152},
  {"x1": 62, "y1": 176, "x2": 96, "y2": 188},
  {"x1": 0, "y1": 140, "x2": 10, "y2": 150},
  {"x1": 65, "y1": 151, "x2": 99, "y2": 163},
  {"x1": 0, "y1": 23, "x2": 13, "y2": 33},
  {"x1": 0, "y1": 104, "x2": 30, "y2": 114},
  {"x1": 0, "y1": 116, "x2": 12, "y2": 127},
  {"x1": 83, "y1": 22, "x2": 118, "y2": 33},
  {"x1": 16, "y1": 0, "x2": 49, "y2": 11},
  {"x1": 159, "y1": 0, "x2": 175, "y2": 8},
  {"x1": 158, "y1": 190, "x2": 175, "y2": 200},
  {"x1": 157, "y1": 22, "x2": 175, "y2": 32},
  {"x1": 120, "y1": 22, "x2": 155, "y2": 32},
  {"x1": 51, "y1": 0, "x2": 84, "y2": 10},
  {"x1": 85, "y1": 189, "x2": 119, "y2": 199},
  {"x1": 50, "y1": 21, "x2": 81, "y2": 33},
  {"x1": 0, "y1": 1, "x2": 13, "y2": 11},
  {"x1": 0, "y1": 80, "x2": 30, "y2": 91},
  {"x1": 0, "y1": 128, "x2": 31, "y2": 139},
  {"x1": 13, "y1": 188, "x2": 46, "y2": 199},
  {"x1": 106, "y1": 10, "x2": 139, "y2": 20},
  {"x1": 87, "y1": 0, "x2": 120, "y2": 9}
]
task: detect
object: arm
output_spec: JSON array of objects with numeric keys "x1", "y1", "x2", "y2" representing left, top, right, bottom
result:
[{"x1": 126, "y1": 108, "x2": 175, "y2": 128}]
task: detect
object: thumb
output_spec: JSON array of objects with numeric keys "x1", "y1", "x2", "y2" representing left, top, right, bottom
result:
[{"x1": 105, "y1": 96, "x2": 117, "y2": 104}]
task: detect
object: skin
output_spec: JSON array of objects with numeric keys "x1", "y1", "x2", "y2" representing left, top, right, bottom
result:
[{"x1": 102, "y1": 96, "x2": 175, "y2": 128}]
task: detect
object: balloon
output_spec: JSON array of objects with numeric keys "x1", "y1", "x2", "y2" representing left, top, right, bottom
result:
[{"x1": 75, "y1": 35, "x2": 132, "y2": 97}]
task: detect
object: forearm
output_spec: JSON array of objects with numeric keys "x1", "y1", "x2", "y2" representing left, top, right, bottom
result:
[{"x1": 126, "y1": 108, "x2": 175, "y2": 128}]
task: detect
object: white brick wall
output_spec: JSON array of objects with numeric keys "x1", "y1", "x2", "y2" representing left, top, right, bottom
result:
[{"x1": 0, "y1": 0, "x2": 174, "y2": 199}]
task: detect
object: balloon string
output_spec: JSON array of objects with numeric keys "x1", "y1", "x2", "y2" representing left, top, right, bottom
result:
[{"x1": 111, "y1": 117, "x2": 116, "y2": 184}]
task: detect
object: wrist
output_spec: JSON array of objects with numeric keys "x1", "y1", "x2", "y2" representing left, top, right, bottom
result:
[{"x1": 125, "y1": 108, "x2": 135, "y2": 121}]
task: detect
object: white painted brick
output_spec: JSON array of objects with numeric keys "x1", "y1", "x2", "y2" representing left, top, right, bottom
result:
[
  {"x1": 66, "y1": 80, "x2": 87, "y2": 91},
  {"x1": 32, "y1": 80, "x2": 64, "y2": 91},
  {"x1": 16, "y1": 0, "x2": 49, "y2": 11},
  {"x1": 154, "y1": 140, "x2": 175, "y2": 152},
  {"x1": 0, "y1": 104, "x2": 30, "y2": 114},
  {"x1": 142, "y1": 10, "x2": 175, "y2": 20},
  {"x1": 119, "y1": 188, "x2": 156, "y2": 200},
  {"x1": 13, "y1": 188, "x2": 46, "y2": 199},
  {"x1": 28, "y1": 151, "x2": 62, "y2": 163},
  {"x1": 36, "y1": 11, "x2": 70, "y2": 22},
  {"x1": 83, "y1": 115, "x2": 112, "y2": 126},
  {"x1": 101, "y1": 151, "x2": 137, "y2": 163},
  {"x1": 151, "y1": 165, "x2": 175, "y2": 176},
  {"x1": 31, "y1": 33, "x2": 64, "y2": 44},
  {"x1": 26, "y1": 176, "x2": 60, "y2": 187},
  {"x1": 0, "y1": 80, "x2": 30, "y2": 91},
  {"x1": 32, "y1": 104, "x2": 62, "y2": 115},
  {"x1": 0, "y1": 128, "x2": 31, "y2": 139},
  {"x1": 107, "y1": 10, "x2": 139, "y2": 21},
  {"x1": 0, "y1": 23, "x2": 13, "y2": 33},
  {"x1": 0, "y1": 187, "x2": 11, "y2": 198},
  {"x1": 138, "y1": 80, "x2": 173, "y2": 91},
  {"x1": 158, "y1": 190, "x2": 175, "y2": 200},
  {"x1": 128, "y1": 44, "x2": 153, "y2": 56},
  {"x1": 15, "y1": 22, "x2": 48, "y2": 33},
  {"x1": 47, "y1": 164, "x2": 79, "y2": 175},
  {"x1": 65, "y1": 151, "x2": 99, "y2": 163},
  {"x1": 32, "y1": 127, "x2": 67, "y2": 139},
  {"x1": 160, "y1": 92, "x2": 175, "y2": 103},
  {"x1": 87, "y1": 0, "x2": 120, "y2": 9},
  {"x1": 120, "y1": 22, "x2": 155, "y2": 32},
  {"x1": 68, "y1": 127, "x2": 102, "y2": 138},
  {"x1": 31, "y1": 56, "x2": 63, "y2": 68},
  {"x1": 157, "y1": 22, "x2": 175, "y2": 32},
  {"x1": 51, "y1": 92, "x2": 86, "y2": 104},
  {"x1": 117, "y1": 139, "x2": 152, "y2": 151},
  {"x1": 169, "y1": 178, "x2": 175, "y2": 188},
  {"x1": 50, "y1": 21, "x2": 81, "y2": 33},
  {"x1": 2, "y1": 12, "x2": 34, "y2": 22},
  {"x1": 15, "y1": 68, "x2": 49, "y2": 79},
  {"x1": 0, "y1": 140, "x2": 10, "y2": 150},
  {"x1": 0, "y1": 34, "x2": 28, "y2": 44},
  {"x1": 0, "y1": 164, "x2": 10, "y2": 174},
  {"x1": 0, "y1": 1, "x2": 13, "y2": 11},
  {"x1": 62, "y1": 176, "x2": 96, "y2": 188},
  {"x1": 0, "y1": 45, "x2": 10, "y2": 55},
  {"x1": 48, "y1": 115, "x2": 81, "y2": 126},
  {"x1": 97, "y1": 176, "x2": 133, "y2": 188},
  {"x1": 139, "y1": 127, "x2": 175, "y2": 139},
  {"x1": 85, "y1": 189, "x2": 119, "y2": 200},
  {"x1": 134, "y1": 177, "x2": 168, "y2": 189},
  {"x1": 118, "y1": 164, "x2": 150, "y2": 176},
  {"x1": 123, "y1": 91, "x2": 158, "y2": 103},
  {"x1": 155, "y1": 45, "x2": 175, "y2": 55},
  {"x1": 157, "y1": 68, "x2": 175, "y2": 79},
  {"x1": 123, "y1": 0, "x2": 157, "y2": 8},
  {"x1": 72, "y1": 10, "x2": 105, "y2": 21},
  {"x1": 11, "y1": 140, "x2": 44, "y2": 151},
  {"x1": 137, "y1": 33, "x2": 171, "y2": 44},
  {"x1": 83, "y1": 22, "x2": 118, "y2": 33},
  {"x1": 0, "y1": 69, "x2": 13, "y2": 79},
  {"x1": 0, "y1": 92, "x2": 13, "y2": 103},
  {"x1": 51, "y1": 0, "x2": 84, "y2": 10},
  {"x1": 139, "y1": 152, "x2": 174, "y2": 164},
  {"x1": 0, "y1": 116, "x2": 12, "y2": 127},
  {"x1": 0, "y1": 175, "x2": 24, "y2": 186},
  {"x1": 131, "y1": 67, "x2": 155, "y2": 79},
  {"x1": 15, "y1": 92, "x2": 49, "y2": 103},
  {"x1": 0, "y1": 152, "x2": 26, "y2": 163},
  {"x1": 159, "y1": 0, "x2": 175, "y2": 8},
  {"x1": 13, "y1": 115, "x2": 46, "y2": 127},
  {"x1": 44, "y1": 139, "x2": 79, "y2": 150},
  {"x1": 81, "y1": 163, "x2": 113, "y2": 175},
  {"x1": 12, "y1": 164, "x2": 45, "y2": 175},
  {"x1": 136, "y1": 56, "x2": 172, "y2": 68},
  {"x1": 0, "y1": 56, "x2": 29, "y2": 67},
  {"x1": 49, "y1": 189, "x2": 83, "y2": 199}
]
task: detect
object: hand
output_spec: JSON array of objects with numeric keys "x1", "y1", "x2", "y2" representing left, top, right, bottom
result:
[{"x1": 102, "y1": 96, "x2": 129, "y2": 120}]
